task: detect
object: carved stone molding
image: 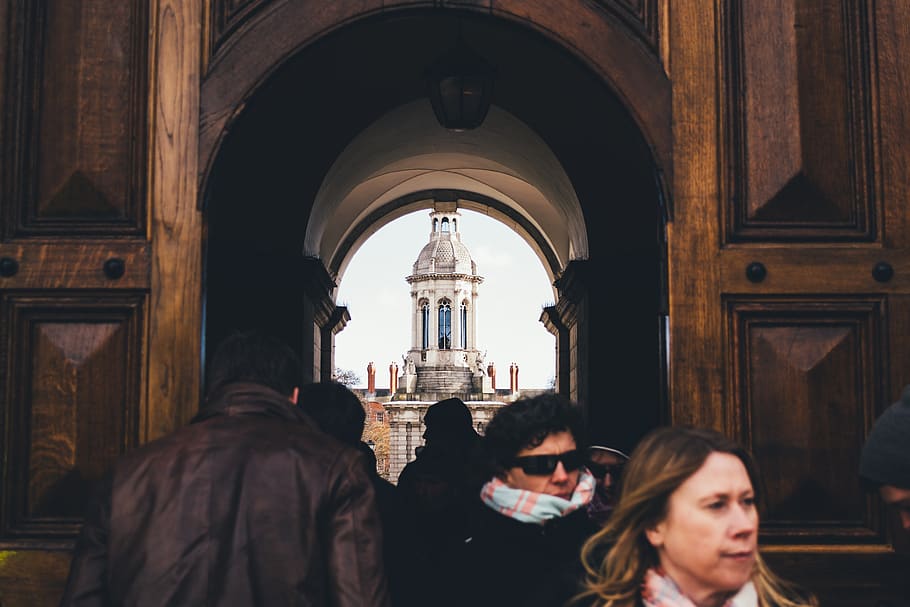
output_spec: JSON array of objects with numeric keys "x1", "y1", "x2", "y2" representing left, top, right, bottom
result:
[
  {"x1": 209, "y1": 0, "x2": 267, "y2": 61},
  {"x1": 592, "y1": 0, "x2": 660, "y2": 57}
]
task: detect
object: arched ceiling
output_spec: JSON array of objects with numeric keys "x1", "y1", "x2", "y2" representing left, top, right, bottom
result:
[{"x1": 307, "y1": 101, "x2": 586, "y2": 285}]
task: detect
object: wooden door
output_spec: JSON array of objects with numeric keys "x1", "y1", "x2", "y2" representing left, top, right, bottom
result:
[
  {"x1": 0, "y1": 2, "x2": 201, "y2": 604},
  {"x1": 670, "y1": 1, "x2": 910, "y2": 602}
]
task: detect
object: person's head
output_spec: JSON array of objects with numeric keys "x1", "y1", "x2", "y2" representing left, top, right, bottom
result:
[
  {"x1": 357, "y1": 440, "x2": 379, "y2": 474},
  {"x1": 298, "y1": 381, "x2": 366, "y2": 446},
  {"x1": 484, "y1": 394, "x2": 586, "y2": 499},
  {"x1": 860, "y1": 386, "x2": 910, "y2": 531},
  {"x1": 588, "y1": 446, "x2": 629, "y2": 495},
  {"x1": 205, "y1": 330, "x2": 300, "y2": 400},
  {"x1": 422, "y1": 397, "x2": 478, "y2": 446},
  {"x1": 580, "y1": 426, "x2": 813, "y2": 607}
]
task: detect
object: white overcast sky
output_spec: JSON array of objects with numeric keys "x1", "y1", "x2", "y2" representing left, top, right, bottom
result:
[{"x1": 334, "y1": 209, "x2": 556, "y2": 389}]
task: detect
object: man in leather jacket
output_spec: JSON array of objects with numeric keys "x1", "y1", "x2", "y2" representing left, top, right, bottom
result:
[{"x1": 59, "y1": 331, "x2": 390, "y2": 607}]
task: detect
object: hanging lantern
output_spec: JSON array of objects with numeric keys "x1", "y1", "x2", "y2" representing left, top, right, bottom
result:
[{"x1": 425, "y1": 34, "x2": 495, "y2": 131}]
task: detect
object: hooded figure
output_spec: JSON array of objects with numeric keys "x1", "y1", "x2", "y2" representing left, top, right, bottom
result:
[
  {"x1": 860, "y1": 385, "x2": 910, "y2": 534},
  {"x1": 396, "y1": 398, "x2": 484, "y2": 606}
]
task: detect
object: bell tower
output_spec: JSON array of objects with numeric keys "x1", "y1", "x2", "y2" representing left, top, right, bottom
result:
[{"x1": 399, "y1": 203, "x2": 491, "y2": 395}]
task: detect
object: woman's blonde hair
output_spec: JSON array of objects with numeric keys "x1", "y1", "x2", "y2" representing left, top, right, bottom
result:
[{"x1": 576, "y1": 426, "x2": 816, "y2": 607}]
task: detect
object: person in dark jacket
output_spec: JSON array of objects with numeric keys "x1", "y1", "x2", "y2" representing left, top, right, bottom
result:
[
  {"x1": 860, "y1": 385, "x2": 910, "y2": 536},
  {"x1": 299, "y1": 380, "x2": 412, "y2": 607},
  {"x1": 397, "y1": 397, "x2": 485, "y2": 549},
  {"x1": 59, "y1": 331, "x2": 390, "y2": 607},
  {"x1": 457, "y1": 394, "x2": 598, "y2": 607}
]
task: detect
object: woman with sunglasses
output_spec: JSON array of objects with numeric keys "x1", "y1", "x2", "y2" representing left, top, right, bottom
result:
[
  {"x1": 577, "y1": 426, "x2": 815, "y2": 607},
  {"x1": 457, "y1": 393, "x2": 599, "y2": 607}
]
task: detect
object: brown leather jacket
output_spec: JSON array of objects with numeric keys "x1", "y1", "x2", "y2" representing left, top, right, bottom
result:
[{"x1": 59, "y1": 383, "x2": 391, "y2": 607}]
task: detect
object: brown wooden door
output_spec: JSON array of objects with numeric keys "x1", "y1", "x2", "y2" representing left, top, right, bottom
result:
[
  {"x1": 0, "y1": 2, "x2": 200, "y2": 605},
  {"x1": 669, "y1": 1, "x2": 910, "y2": 603}
]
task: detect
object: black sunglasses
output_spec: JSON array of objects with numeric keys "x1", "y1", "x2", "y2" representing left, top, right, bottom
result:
[
  {"x1": 508, "y1": 449, "x2": 585, "y2": 476},
  {"x1": 587, "y1": 461, "x2": 625, "y2": 480}
]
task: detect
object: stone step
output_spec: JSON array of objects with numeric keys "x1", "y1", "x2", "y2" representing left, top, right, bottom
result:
[{"x1": 414, "y1": 366, "x2": 474, "y2": 393}]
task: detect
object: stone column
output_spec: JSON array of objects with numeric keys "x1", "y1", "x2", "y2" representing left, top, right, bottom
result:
[
  {"x1": 300, "y1": 257, "x2": 338, "y2": 384},
  {"x1": 541, "y1": 305, "x2": 570, "y2": 395},
  {"x1": 553, "y1": 260, "x2": 591, "y2": 410}
]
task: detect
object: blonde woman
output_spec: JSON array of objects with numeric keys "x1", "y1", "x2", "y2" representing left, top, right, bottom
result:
[{"x1": 578, "y1": 426, "x2": 815, "y2": 607}]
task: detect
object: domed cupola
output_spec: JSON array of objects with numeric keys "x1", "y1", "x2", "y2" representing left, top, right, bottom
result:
[{"x1": 411, "y1": 212, "x2": 477, "y2": 277}]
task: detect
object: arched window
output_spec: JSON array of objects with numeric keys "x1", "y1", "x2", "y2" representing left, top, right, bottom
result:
[
  {"x1": 453, "y1": 218, "x2": 457, "y2": 232},
  {"x1": 441, "y1": 218, "x2": 450, "y2": 232},
  {"x1": 460, "y1": 302, "x2": 468, "y2": 349},
  {"x1": 421, "y1": 302, "x2": 430, "y2": 349},
  {"x1": 433, "y1": 218, "x2": 438, "y2": 232},
  {"x1": 438, "y1": 301, "x2": 452, "y2": 349}
]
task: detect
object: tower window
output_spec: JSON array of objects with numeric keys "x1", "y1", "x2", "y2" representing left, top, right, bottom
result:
[
  {"x1": 421, "y1": 303, "x2": 430, "y2": 349},
  {"x1": 438, "y1": 301, "x2": 452, "y2": 349},
  {"x1": 460, "y1": 303, "x2": 467, "y2": 349},
  {"x1": 441, "y1": 218, "x2": 450, "y2": 232}
]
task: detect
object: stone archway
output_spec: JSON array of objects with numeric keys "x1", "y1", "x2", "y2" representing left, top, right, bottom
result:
[
  {"x1": 198, "y1": 3, "x2": 671, "y2": 202},
  {"x1": 201, "y1": 7, "x2": 668, "y2": 450},
  {"x1": 308, "y1": 101, "x2": 585, "y2": 289}
]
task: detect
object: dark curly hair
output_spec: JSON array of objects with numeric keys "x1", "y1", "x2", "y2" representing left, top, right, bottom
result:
[{"x1": 483, "y1": 393, "x2": 586, "y2": 474}]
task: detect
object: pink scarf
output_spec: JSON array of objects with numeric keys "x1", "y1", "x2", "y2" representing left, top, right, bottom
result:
[
  {"x1": 480, "y1": 468, "x2": 596, "y2": 524},
  {"x1": 641, "y1": 568, "x2": 757, "y2": 607}
]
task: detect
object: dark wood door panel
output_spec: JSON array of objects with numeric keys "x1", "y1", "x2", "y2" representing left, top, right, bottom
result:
[
  {"x1": 720, "y1": 248, "x2": 910, "y2": 294},
  {"x1": 722, "y1": 0, "x2": 878, "y2": 241},
  {"x1": 764, "y1": 550, "x2": 910, "y2": 606},
  {"x1": 0, "y1": 242, "x2": 149, "y2": 290},
  {"x1": 2, "y1": 0, "x2": 148, "y2": 237},
  {"x1": 727, "y1": 297, "x2": 884, "y2": 543},
  {"x1": 1, "y1": 293, "x2": 145, "y2": 541},
  {"x1": 0, "y1": 550, "x2": 70, "y2": 607}
]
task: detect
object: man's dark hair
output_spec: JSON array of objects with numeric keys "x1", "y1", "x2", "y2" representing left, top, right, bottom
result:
[
  {"x1": 206, "y1": 330, "x2": 301, "y2": 398},
  {"x1": 483, "y1": 393, "x2": 586, "y2": 473},
  {"x1": 299, "y1": 381, "x2": 366, "y2": 445}
]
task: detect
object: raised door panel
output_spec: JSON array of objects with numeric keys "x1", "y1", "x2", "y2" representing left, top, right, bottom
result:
[
  {"x1": 2, "y1": 0, "x2": 148, "y2": 236},
  {"x1": 1, "y1": 294, "x2": 144, "y2": 540},
  {"x1": 727, "y1": 298, "x2": 883, "y2": 543},
  {"x1": 722, "y1": 0, "x2": 877, "y2": 240}
]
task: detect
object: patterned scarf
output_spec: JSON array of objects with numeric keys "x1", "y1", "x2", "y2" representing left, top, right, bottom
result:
[
  {"x1": 480, "y1": 468, "x2": 596, "y2": 524},
  {"x1": 641, "y1": 568, "x2": 758, "y2": 607}
]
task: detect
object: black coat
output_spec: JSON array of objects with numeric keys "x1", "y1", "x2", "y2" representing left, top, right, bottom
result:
[
  {"x1": 457, "y1": 504, "x2": 599, "y2": 607},
  {"x1": 59, "y1": 383, "x2": 390, "y2": 607}
]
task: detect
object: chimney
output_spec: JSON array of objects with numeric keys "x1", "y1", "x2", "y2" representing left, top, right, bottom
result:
[
  {"x1": 509, "y1": 363, "x2": 516, "y2": 393},
  {"x1": 367, "y1": 362, "x2": 376, "y2": 393},
  {"x1": 487, "y1": 362, "x2": 496, "y2": 390},
  {"x1": 389, "y1": 362, "x2": 399, "y2": 393},
  {"x1": 514, "y1": 363, "x2": 519, "y2": 393}
]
